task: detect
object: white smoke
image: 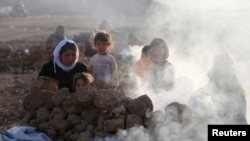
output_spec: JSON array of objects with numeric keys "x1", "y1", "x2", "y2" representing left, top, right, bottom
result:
[
  {"x1": 116, "y1": 0, "x2": 250, "y2": 140},
  {"x1": 143, "y1": 0, "x2": 250, "y2": 119},
  {"x1": 2, "y1": 0, "x2": 249, "y2": 140}
]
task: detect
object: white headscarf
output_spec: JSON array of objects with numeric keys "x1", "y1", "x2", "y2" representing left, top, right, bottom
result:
[{"x1": 53, "y1": 39, "x2": 79, "y2": 73}]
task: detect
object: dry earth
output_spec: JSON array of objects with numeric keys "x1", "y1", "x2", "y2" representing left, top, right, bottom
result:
[
  {"x1": 0, "y1": 72, "x2": 37, "y2": 131},
  {"x1": 1, "y1": 15, "x2": 249, "y2": 132},
  {"x1": 0, "y1": 16, "x2": 108, "y2": 131}
]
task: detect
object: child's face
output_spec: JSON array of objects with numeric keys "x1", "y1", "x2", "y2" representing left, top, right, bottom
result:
[
  {"x1": 75, "y1": 78, "x2": 86, "y2": 92},
  {"x1": 95, "y1": 41, "x2": 109, "y2": 55}
]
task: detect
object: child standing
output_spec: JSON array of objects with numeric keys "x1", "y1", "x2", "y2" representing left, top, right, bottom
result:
[
  {"x1": 72, "y1": 72, "x2": 94, "y2": 92},
  {"x1": 89, "y1": 30, "x2": 119, "y2": 87}
]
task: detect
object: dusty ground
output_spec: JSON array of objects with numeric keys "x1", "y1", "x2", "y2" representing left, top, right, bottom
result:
[
  {"x1": 0, "y1": 15, "x2": 147, "y2": 131},
  {"x1": 0, "y1": 16, "x2": 101, "y2": 42},
  {"x1": 0, "y1": 72, "x2": 37, "y2": 131},
  {"x1": 1, "y1": 15, "x2": 249, "y2": 132},
  {"x1": 0, "y1": 16, "x2": 105, "y2": 131}
]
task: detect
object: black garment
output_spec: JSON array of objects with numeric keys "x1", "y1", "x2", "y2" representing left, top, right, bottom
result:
[
  {"x1": 38, "y1": 60, "x2": 88, "y2": 92},
  {"x1": 84, "y1": 41, "x2": 97, "y2": 57},
  {"x1": 46, "y1": 34, "x2": 65, "y2": 45}
]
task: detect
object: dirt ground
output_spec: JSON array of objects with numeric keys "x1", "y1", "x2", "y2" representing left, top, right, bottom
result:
[
  {"x1": 0, "y1": 15, "x2": 148, "y2": 131},
  {"x1": 0, "y1": 16, "x2": 104, "y2": 131},
  {"x1": 1, "y1": 15, "x2": 249, "y2": 132},
  {"x1": 0, "y1": 72, "x2": 37, "y2": 131}
]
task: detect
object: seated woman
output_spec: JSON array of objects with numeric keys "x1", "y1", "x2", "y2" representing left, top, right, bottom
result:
[
  {"x1": 39, "y1": 39, "x2": 88, "y2": 93},
  {"x1": 190, "y1": 53, "x2": 247, "y2": 124},
  {"x1": 147, "y1": 38, "x2": 175, "y2": 93}
]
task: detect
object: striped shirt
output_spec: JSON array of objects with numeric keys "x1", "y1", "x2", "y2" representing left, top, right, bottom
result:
[{"x1": 90, "y1": 54, "x2": 119, "y2": 86}]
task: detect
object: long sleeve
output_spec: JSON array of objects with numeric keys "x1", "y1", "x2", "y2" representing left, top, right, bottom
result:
[
  {"x1": 88, "y1": 63, "x2": 93, "y2": 74},
  {"x1": 111, "y1": 60, "x2": 119, "y2": 87},
  {"x1": 90, "y1": 54, "x2": 118, "y2": 86}
]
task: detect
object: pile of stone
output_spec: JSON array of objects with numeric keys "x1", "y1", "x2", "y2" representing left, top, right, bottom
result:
[{"x1": 21, "y1": 76, "x2": 153, "y2": 141}]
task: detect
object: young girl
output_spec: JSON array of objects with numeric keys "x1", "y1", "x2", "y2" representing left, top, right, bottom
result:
[
  {"x1": 39, "y1": 39, "x2": 88, "y2": 93},
  {"x1": 147, "y1": 38, "x2": 175, "y2": 93},
  {"x1": 72, "y1": 72, "x2": 94, "y2": 92},
  {"x1": 89, "y1": 30, "x2": 119, "y2": 87}
]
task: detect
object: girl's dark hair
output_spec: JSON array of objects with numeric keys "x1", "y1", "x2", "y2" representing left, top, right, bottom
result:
[
  {"x1": 141, "y1": 45, "x2": 150, "y2": 57},
  {"x1": 72, "y1": 72, "x2": 94, "y2": 92},
  {"x1": 93, "y1": 30, "x2": 114, "y2": 52},
  {"x1": 59, "y1": 42, "x2": 77, "y2": 55},
  {"x1": 94, "y1": 30, "x2": 111, "y2": 43}
]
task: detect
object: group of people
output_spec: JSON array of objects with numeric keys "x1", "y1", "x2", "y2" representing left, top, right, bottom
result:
[
  {"x1": 42, "y1": 25, "x2": 175, "y2": 95},
  {"x1": 134, "y1": 38, "x2": 175, "y2": 92},
  {"x1": 42, "y1": 24, "x2": 248, "y2": 125},
  {"x1": 42, "y1": 29, "x2": 117, "y2": 93}
]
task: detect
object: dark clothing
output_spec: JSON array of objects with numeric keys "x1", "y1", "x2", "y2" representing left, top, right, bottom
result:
[
  {"x1": 84, "y1": 40, "x2": 97, "y2": 57},
  {"x1": 38, "y1": 60, "x2": 88, "y2": 92},
  {"x1": 45, "y1": 34, "x2": 66, "y2": 60},
  {"x1": 46, "y1": 34, "x2": 65, "y2": 45}
]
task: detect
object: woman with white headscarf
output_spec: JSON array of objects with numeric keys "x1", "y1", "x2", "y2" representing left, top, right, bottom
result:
[{"x1": 39, "y1": 39, "x2": 88, "y2": 92}]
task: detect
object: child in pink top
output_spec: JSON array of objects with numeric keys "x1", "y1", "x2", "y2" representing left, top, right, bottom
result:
[{"x1": 133, "y1": 45, "x2": 153, "y2": 80}]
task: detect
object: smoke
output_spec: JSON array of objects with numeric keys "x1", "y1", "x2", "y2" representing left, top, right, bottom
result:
[
  {"x1": 2, "y1": 0, "x2": 249, "y2": 140},
  {"x1": 117, "y1": 0, "x2": 250, "y2": 140},
  {"x1": 81, "y1": 0, "x2": 249, "y2": 140},
  {"x1": 142, "y1": 0, "x2": 250, "y2": 116}
]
